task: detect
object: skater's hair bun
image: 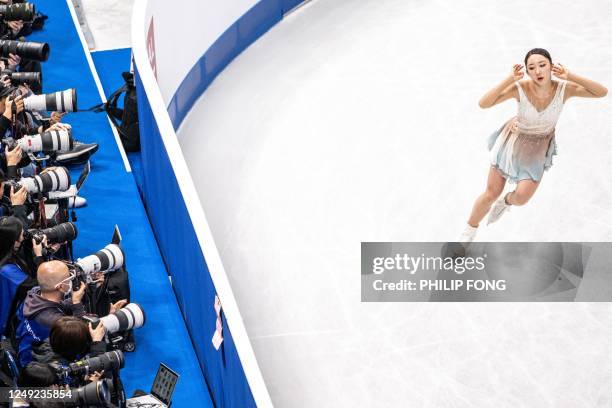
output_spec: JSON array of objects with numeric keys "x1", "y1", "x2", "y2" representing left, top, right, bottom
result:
[{"x1": 524, "y1": 48, "x2": 552, "y2": 66}]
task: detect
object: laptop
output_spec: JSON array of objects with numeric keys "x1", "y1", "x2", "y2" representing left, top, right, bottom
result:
[{"x1": 126, "y1": 363, "x2": 179, "y2": 408}]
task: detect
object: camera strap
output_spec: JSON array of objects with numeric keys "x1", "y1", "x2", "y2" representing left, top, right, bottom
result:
[{"x1": 81, "y1": 74, "x2": 132, "y2": 133}]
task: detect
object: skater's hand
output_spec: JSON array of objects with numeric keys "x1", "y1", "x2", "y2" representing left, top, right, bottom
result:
[
  {"x1": 552, "y1": 63, "x2": 569, "y2": 80},
  {"x1": 512, "y1": 64, "x2": 524, "y2": 81}
]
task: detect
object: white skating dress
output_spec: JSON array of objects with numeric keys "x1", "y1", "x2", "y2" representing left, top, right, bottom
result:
[{"x1": 488, "y1": 80, "x2": 567, "y2": 183}]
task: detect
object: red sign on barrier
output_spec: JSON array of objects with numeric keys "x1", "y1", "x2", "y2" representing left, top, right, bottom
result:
[{"x1": 146, "y1": 17, "x2": 158, "y2": 80}]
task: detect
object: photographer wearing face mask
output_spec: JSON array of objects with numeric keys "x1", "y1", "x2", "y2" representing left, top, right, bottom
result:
[
  {"x1": 0, "y1": 215, "x2": 39, "y2": 340},
  {"x1": 16, "y1": 260, "x2": 86, "y2": 366}
]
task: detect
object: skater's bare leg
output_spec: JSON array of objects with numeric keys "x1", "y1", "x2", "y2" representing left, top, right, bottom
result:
[
  {"x1": 506, "y1": 178, "x2": 540, "y2": 206},
  {"x1": 468, "y1": 166, "x2": 506, "y2": 227}
]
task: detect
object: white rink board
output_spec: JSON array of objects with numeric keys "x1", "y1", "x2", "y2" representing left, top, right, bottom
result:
[{"x1": 143, "y1": 0, "x2": 259, "y2": 104}]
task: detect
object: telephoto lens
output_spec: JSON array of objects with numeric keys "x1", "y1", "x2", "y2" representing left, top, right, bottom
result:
[
  {"x1": 0, "y1": 39, "x2": 49, "y2": 61},
  {"x1": 76, "y1": 244, "x2": 124, "y2": 276},
  {"x1": 27, "y1": 222, "x2": 78, "y2": 244},
  {"x1": 23, "y1": 88, "x2": 77, "y2": 112},
  {"x1": 74, "y1": 379, "x2": 111, "y2": 407},
  {"x1": 1, "y1": 71, "x2": 41, "y2": 87},
  {"x1": 68, "y1": 351, "x2": 125, "y2": 378},
  {"x1": 99, "y1": 303, "x2": 146, "y2": 334},
  {"x1": 17, "y1": 129, "x2": 73, "y2": 153},
  {"x1": 0, "y1": 3, "x2": 35, "y2": 21},
  {"x1": 18, "y1": 166, "x2": 71, "y2": 194}
]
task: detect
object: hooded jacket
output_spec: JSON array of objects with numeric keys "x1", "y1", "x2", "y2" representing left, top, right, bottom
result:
[
  {"x1": 16, "y1": 286, "x2": 86, "y2": 366},
  {"x1": 22, "y1": 286, "x2": 86, "y2": 326}
]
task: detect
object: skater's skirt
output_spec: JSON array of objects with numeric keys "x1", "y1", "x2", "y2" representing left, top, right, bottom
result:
[{"x1": 487, "y1": 118, "x2": 557, "y2": 184}]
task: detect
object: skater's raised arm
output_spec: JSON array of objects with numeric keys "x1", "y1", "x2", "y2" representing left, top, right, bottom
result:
[
  {"x1": 552, "y1": 63, "x2": 608, "y2": 101},
  {"x1": 478, "y1": 64, "x2": 522, "y2": 109}
]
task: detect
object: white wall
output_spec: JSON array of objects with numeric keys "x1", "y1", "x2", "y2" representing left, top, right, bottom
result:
[{"x1": 143, "y1": 0, "x2": 259, "y2": 104}]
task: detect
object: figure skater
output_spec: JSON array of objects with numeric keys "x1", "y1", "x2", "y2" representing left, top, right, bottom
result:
[{"x1": 460, "y1": 48, "x2": 607, "y2": 242}]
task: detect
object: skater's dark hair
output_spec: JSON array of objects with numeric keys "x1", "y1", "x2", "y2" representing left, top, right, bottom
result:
[{"x1": 524, "y1": 48, "x2": 552, "y2": 66}]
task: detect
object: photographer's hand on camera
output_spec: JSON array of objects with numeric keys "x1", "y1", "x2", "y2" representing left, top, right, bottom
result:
[
  {"x1": 109, "y1": 299, "x2": 128, "y2": 314},
  {"x1": 47, "y1": 241, "x2": 64, "y2": 254},
  {"x1": 39, "y1": 121, "x2": 68, "y2": 134},
  {"x1": 40, "y1": 166, "x2": 57, "y2": 175},
  {"x1": 32, "y1": 234, "x2": 46, "y2": 257},
  {"x1": 91, "y1": 271, "x2": 105, "y2": 287},
  {"x1": 7, "y1": 52, "x2": 21, "y2": 71},
  {"x1": 7, "y1": 20, "x2": 24, "y2": 37},
  {"x1": 72, "y1": 280, "x2": 86, "y2": 305},
  {"x1": 3, "y1": 94, "x2": 24, "y2": 120},
  {"x1": 5, "y1": 144, "x2": 22, "y2": 166},
  {"x1": 84, "y1": 370, "x2": 104, "y2": 383},
  {"x1": 88, "y1": 321, "x2": 106, "y2": 342},
  {"x1": 50, "y1": 111, "x2": 66, "y2": 125},
  {"x1": 10, "y1": 185, "x2": 27, "y2": 205},
  {"x1": 8, "y1": 187, "x2": 28, "y2": 226},
  {"x1": 4, "y1": 144, "x2": 23, "y2": 178}
]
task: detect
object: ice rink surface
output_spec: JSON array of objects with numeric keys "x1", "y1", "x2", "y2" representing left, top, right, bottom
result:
[
  {"x1": 81, "y1": 0, "x2": 134, "y2": 50},
  {"x1": 177, "y1": 0, "x2": 612, "y2": 406}
]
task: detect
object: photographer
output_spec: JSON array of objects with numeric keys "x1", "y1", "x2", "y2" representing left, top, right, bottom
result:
[
  {"x1": 0, "y1": 214, "x2": 51, "y2": 332},
  {"x1": 16, "y1": 260, "x2": 86, "y2": 366},
  {"x1": 17, "y1": 261, "x2": 126, "y2": 366},
  {"x1": 49, "y1": 317, "x2": 107, "y2": 365},
  {"x1": 0, "y1": 214, "x2": 50, "y2": 272},
  {"x1": 0, "y1": 81, "x2": 25, "y2": 137},
  {"x1": 34, "y1": 317, "x2": 107, "y2": 387},
  {"x1": 0, "y1": 162, "x2": 29, "y2": 221}
]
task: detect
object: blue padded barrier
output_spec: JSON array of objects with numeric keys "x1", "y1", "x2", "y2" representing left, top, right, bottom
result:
[
  {"x1": 135, "y1": 65, "x2": 254, "y2": 407},
  {"x1": 135, "y1": 0, "x2": 307, "y2": 406}
]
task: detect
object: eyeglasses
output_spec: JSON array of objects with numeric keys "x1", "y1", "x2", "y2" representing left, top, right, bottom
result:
[{"x1": 56, "y1": 272, "x2": 76, "y2": 287}]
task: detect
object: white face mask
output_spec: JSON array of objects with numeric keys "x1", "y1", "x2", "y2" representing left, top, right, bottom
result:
[
  {"x1": 61, "y1": 280, "x2": 73, "y2": 295},
  {"x1": 57, "y1": 274, "x2": 75, "y2": 295}
]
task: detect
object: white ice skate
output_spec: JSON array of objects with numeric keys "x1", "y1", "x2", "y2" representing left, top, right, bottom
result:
[
  {"x1": 459, "y1": 224, "x2": 478, "y2": 243},
  {"x1": 487, "y1": 195, "x2": 510, "y2": 225}
]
